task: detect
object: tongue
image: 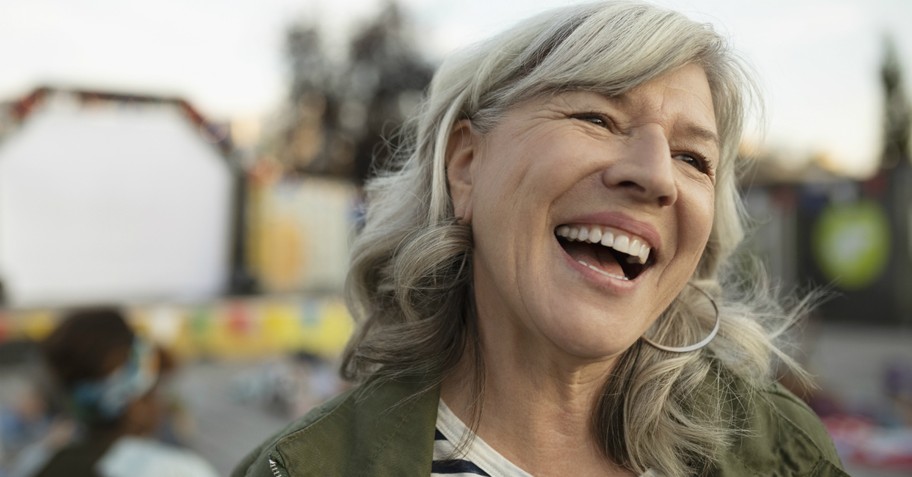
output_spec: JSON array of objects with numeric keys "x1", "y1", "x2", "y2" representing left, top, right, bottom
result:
[{"x1": 562, "y1": 241, "x2": 626, "y2": 278}]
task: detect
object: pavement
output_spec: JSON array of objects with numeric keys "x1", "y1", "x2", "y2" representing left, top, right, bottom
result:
[{"x1": 171, "y1": 359, "x2": 293, "y2": 476}]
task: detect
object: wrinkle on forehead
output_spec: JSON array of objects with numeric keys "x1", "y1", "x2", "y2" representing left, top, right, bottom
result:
[
  {"x1": 487, "y1": 65, "x2": 720, "y2": 156},
  {"x1": 618, "y1": 67, "x2": 719, "y2": 153}
]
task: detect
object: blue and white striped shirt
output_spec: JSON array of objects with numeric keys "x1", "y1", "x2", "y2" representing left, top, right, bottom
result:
[
  {"x1": 431, "y1": 400, "x2": 532, "y2": 477},
  {"x1": 431, "y1": 399, "x2": 657, "y2": 477}
]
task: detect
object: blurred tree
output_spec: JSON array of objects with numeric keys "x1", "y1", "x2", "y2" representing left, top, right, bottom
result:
[
  {"x1": 880, "y1": 35, "x2": 911, "y2": 169},
  {"x1": 280, "y1": 1, "x2": 432, "y2": 184},
  {"x1": 344, "y1": 2, "x2": 433, "y2": 184},
  {"x1": 281, "y1": 24, "x2": 337, "y2": 173}
]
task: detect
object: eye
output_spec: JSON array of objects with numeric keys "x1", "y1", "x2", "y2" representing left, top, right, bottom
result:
[
  {"x1": 570, "y1": 112, "x2": 614, "y2": 130},
  {"x1": 674, "y1": 152, "x2": 713, "y2": 176}
]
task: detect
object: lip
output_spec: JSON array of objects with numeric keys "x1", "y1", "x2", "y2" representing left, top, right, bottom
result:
[
  {"x1": 557, "y1": 244, "x2": 640, "y2": 292},
  {"x1": 554, "y1": 211, "x2": 660, "y2": 292},
  {"x1": 557, "y1": 211, "x2": 662, "y2": 253}
]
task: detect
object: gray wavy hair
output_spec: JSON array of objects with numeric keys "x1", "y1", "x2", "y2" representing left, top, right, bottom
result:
[{"x1": 342, "y1": 2, "x2": 807, "y2": 475}]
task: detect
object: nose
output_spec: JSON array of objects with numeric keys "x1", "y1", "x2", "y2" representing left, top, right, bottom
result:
[{"x1": 601, "y1": 125, "x2": 677, "y2": 207}]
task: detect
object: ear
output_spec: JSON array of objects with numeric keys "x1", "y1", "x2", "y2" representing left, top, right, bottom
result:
[{"x1": 445, "y1": 119, "x2": 477, "y2": 224}]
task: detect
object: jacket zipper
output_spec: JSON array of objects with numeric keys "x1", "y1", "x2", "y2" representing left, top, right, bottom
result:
[{"x1": 268, "y1": 456, "x2": 288, "y2": 477}]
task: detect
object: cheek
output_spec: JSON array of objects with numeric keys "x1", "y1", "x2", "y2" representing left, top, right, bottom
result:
[
  {"x1": 698, "y1": 197, "x2": 715, "y2": 244},
  {"x1": 475, "y1": 130, "x2": 590, "y2": 201},
  {"x1": 680, "y1": 189, "x2": 716, "y2": 262}
]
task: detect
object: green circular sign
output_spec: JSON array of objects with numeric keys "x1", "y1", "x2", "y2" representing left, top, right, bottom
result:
[{"x1": 812, "y1": 200, "x2": 890, "y2": 290}]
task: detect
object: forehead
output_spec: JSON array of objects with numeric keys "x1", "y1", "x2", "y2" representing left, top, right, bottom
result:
[
  {"x1": 612, "y1": 65, "x2": 717, "y2": 135},
  {"x1": 530, "y1": 64, "x2": 719, "y2": 150}
]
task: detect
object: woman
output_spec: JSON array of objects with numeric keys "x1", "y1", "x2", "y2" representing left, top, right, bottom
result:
[
  {"x1": 16, "y1": 308, "x2": 218, "y2": 477},
  {"x1": 235, "y1": 2, "x2": 847, "y2": 476}
]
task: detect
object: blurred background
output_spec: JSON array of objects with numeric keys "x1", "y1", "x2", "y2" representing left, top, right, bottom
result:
[{"x1": 0, "y1": 0, "x2": 910, "y2": 475}]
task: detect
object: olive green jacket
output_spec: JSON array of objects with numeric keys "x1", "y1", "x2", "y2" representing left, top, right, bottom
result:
[{"x1": 232, "y1": 377, "x2": 849, "y2": 477}]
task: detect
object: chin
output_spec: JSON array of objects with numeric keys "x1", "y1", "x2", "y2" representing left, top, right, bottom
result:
[{"x1": 542, "y1": 309, "x2": 648, "y2": 362}]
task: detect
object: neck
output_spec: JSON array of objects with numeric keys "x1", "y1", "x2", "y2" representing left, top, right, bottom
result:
[{"x1": 441, "y1": 330, "x2": 632, "y2": 476}]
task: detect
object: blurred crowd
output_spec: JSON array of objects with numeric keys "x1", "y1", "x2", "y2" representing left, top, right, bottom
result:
[{"x1": 0, "y1": 307, "x2": 345, "y2": 476}]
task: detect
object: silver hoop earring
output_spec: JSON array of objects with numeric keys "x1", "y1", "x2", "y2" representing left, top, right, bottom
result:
[{"x1": 641, "y1": 283, "x2": 721, "y2": 353}]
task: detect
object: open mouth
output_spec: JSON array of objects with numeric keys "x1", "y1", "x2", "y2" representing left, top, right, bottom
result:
[{"x1": 555, "y1": 224, "x2": 655, "y2": 281}]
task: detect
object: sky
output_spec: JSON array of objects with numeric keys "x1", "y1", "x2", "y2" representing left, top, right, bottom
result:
[{"x1": 2, "y1": 0, "x2": 912, "y2": 177}]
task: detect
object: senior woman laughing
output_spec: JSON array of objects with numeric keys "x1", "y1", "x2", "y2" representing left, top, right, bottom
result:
[{"x1": 234, "y1": 2, "x2": 847, "y2": 476}]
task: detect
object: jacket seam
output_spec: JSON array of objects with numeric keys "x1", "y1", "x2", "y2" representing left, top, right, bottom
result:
[
  {"x1": 760, "y1": 391, "x2": 834, "y2": 468},
  {"x1": 809, "y1": 458, "x2": 849, "y2": 477},
  {"x1": 764, "y1": 387, "x2": 817, "y2": 415},
  {"x1": 264, "y1": 392, "x2": 355, "y2": 476},
  {"x1": 274, "y1": 391, "x2": 354, "y2": 446}
]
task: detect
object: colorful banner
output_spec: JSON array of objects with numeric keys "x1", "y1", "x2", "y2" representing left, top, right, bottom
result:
[{"x1": 0, "y1": 295, "x2": 354, "y2": 360}]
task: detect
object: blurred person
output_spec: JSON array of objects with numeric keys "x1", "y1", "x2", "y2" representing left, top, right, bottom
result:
[
  {"x1": 235, "y1": 1, "x2": 847, "y2": 476},
  {"x1": 1, "y1": 384, "x2": 50, "y2": 456},
  {"x1": 0, "y1": 381, "x2": 69, "y2": 473},
  {"x1": 11, "y1": 307, "x2": 217, "y2": 477}
]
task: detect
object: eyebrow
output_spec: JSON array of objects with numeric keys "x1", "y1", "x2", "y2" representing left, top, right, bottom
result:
[
  {"x1": 594, "y1": 91, "x2": 721, "y2": 150},
  {"x1": 677, "y1": 123, "x2": 721, "y2": 151}
]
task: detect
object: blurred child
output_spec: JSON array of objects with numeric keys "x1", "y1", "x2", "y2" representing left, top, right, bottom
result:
[{"x1": 11, "y1": 307, "x2": 217, "y2": 477}]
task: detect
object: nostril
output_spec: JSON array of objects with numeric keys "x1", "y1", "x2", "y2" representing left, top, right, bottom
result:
[
  {"x1": 618, "y1": 180, "x2": 646, "y2": 192},
  {"x1": 615, "y1": 180, "x2": 674, "y2": 207}
]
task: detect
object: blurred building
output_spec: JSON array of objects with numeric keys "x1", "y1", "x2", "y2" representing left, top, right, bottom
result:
[
  {"x1": 0, "y1": 87, "x2": 247, "y2": 308},
  {"x1": 245, "y1": 166, "x2": 357, "y2": 294},
  {"x1": 741, "y1": 153, "x2": 912, "y2": 325},
  {"x1": 741, "y1": 40, "x2": 912, "y2": 326}
]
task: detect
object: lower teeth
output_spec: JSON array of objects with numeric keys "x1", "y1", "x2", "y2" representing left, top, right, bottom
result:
[{"x1": 578, "y1": 260, "x2": 628, "y2": 281}]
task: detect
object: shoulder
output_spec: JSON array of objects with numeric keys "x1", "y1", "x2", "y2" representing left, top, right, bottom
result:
[
  {"x1": 230, "y1": 389, "x2": 355, "y2": 477},
  {"x1": 716, "y1": 380, "x2": 848, "y2": 476},
  {"x1": 232, "y1": 378, "x2": 440, "y2": 477},
  {"x1": 98, "y1": 437, "x2": 218, "y2": 477}
]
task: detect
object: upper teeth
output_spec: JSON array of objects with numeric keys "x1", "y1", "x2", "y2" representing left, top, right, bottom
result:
[{"x1": 555, "y1": 225, "x2": 651, "y2": 264}]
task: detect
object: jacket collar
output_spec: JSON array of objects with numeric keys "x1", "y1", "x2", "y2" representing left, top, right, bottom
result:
[{"x1": 274, "y1": 377, "x2": 440, "y2": 475}]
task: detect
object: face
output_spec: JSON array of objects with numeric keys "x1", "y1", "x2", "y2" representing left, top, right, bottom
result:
[{"x1": 447, "y1": 64, "x2": 719, "y2": 363}]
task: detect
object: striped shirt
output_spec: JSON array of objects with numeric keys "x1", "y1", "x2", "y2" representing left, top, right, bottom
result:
[
  {"x1": 431, "y1": 400, "x2": 659, "y2": 477},
  {"x1": 432, "y1": 400, "x2": 532, "y2": 476}
]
